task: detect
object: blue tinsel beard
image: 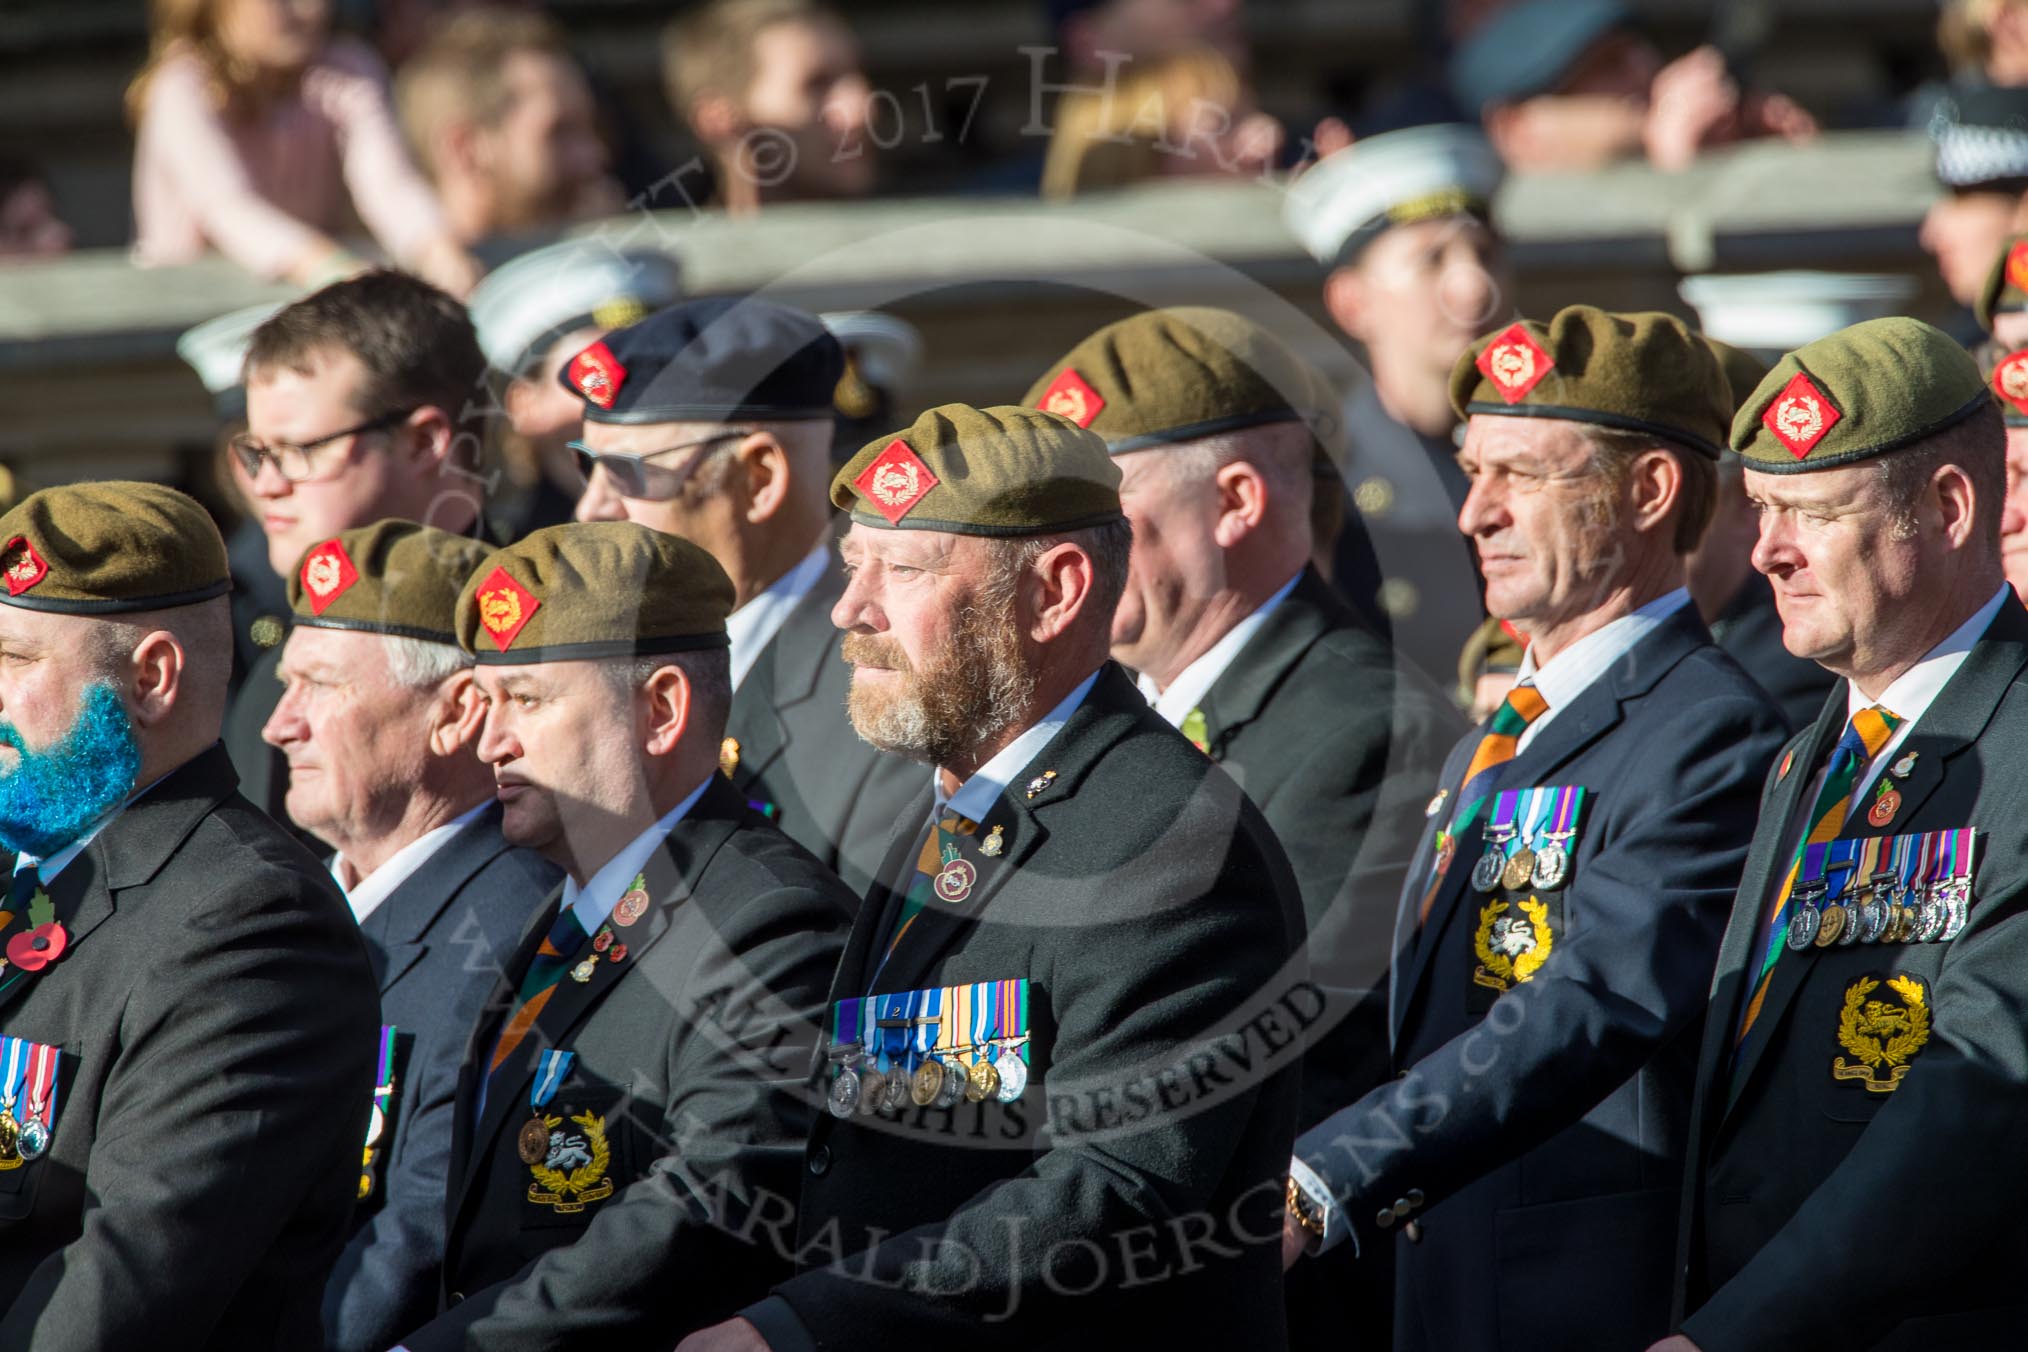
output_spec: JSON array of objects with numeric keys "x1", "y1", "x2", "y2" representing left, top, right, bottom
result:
[{"x1": 0, "y1": 682, "x2": 143, "y2": 859}]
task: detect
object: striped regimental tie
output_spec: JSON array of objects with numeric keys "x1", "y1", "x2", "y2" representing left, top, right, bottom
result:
[{"x1": 1418, "y1": 684, "x2": 1551, "y2": 926}]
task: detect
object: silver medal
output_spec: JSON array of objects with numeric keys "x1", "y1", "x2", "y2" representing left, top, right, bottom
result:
[
  {"x1": 827, "y1": 1064, "x2": 861, "y2": 1118},
  {"x1": 1786, "y1": 902, "x2": 1821, "y2": 952},
  {"x1": 933, "y1": 1056, "x2": 966, "y2": 1109},
  {"x1": 16, "y1": 1120, "x2": 46, "y2": 1161},
  {"x1": 1530, "y1": 842, "x2": 1569, "y2": 891},
  {"x1": 1471, "y1": 847, "x2": 1506, "y2": 893},
  {"x1": 1939, "y1": 883, "x2": 1971, "y2": 941},
  {"x1": 993, "y1": 1047, "x2": 1028, "y2": 1102},
  {"x1": 1854, "y1": 893, "x2": 1888, "y2": 945},
  {"x1": 879, "y1": 1068, "x2": 911, "y2": 1114}
]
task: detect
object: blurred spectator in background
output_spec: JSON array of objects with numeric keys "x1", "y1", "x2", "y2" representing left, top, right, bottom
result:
[
  {"x1": 1283, "y1": 123, "x2": 1505, "y2": 684},
  {"x1": 1452, "y1": 0, "x2": 1815, "y2": 173},
  {"x1": 662, "y1": 0, "x2": 875, "y2": 214},
  {"x1": 1041, "y1": 45, "x2": 1283, "y2": 198},
  {"x1": 1939, "y1": 0, "x2": 2028, "y2": 85},
  {"x1": 127, "y1": 0, "x2": 482, "y2": 295},
  {"x1": 1924, "y1": 86, "x2": 2028, "y2": 308},
  {"x1": 468, "y1": 239, "x2": 684, "y2": 537},
  {"x1": 1050, "y1": 0, "x2": 1250, "y2": 74},
  {"x1": 0, "y1": 159, "x2": 73, "y2": 259},
  {"x1": 394, "y1": 9, "x2": 621, "y2": 249},
  {"x1": 1455, "y1": 614, "x2": 1523, "y2": 719}
]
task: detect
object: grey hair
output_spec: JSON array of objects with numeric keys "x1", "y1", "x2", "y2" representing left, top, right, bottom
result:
[
  {"x1": 598, "y1": 648, "x2": 734, "y2": 738},
  {"x1": 1875, "y1": 400, "x2": 2005, "y2": 546},
  {"x1": 1151, "y1": 422, "x2": 1316, "y2": 515},
  {"x1": 981, "y1": 515, "x2": 1135, "y2": 622},
  {"x1": 383, "y1": 635, "x2": 473, "y2": 688}
]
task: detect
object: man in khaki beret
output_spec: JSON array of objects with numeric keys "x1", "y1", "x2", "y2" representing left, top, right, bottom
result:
[
  {"x1": 683, "y1": 405, "x2": 1307, "y2": 1351},
  {"x1": 1663, "y1": 318, "x2": 2028, "y2": 1350},
  {"x1": 400, "y1": 521, "x2": 851, "y2": 1351},
  {"x1": 1027, "y1": 305, "x2": 1459, "y2": 1339},
  {"x1": 1285, "y1": 306, "x2": 1788, "y2": 1351},
  {"x1": 1688, "y1": 337, "x2": 1837, "y2": 731},
  {"x1": 258, "y1": 520, "x2": 562, "y2": 1352},
  {"x1": 0, "y1": 482, "x2": 379, "y2": 1348}
]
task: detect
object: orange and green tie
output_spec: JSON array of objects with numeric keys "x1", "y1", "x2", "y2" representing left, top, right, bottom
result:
[
  {"x1": 1419, "y1": 684, "x2": 1550, "y2": 926},
  {"x1": 880, "y1": 813, "x2": 979, "y2": 969},
  {"x1": 488, "y1": 903, "x2": 590, "y2": 1077},
  {"x1": 1734, "y1": 704, "x2": 1902, "y2": 1053}
]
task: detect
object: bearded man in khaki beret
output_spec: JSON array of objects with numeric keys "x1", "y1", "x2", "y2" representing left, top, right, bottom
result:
[
  {"x1": 0, "y1": 481, "x2": 379, "y2": 1349},
  {"x1": 683, "y1": 404, "x2": 1308, "y2": 1352},
  {"x1": 1284, "y1": 306, "x2": 1788, "y2": 1352}
]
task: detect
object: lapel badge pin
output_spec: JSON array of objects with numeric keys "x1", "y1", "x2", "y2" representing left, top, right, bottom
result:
[
  {"x1": 1024, "y1": 770, "x2": 1057, "y2": 800},
  {"x1": 1891, "y1": 750, "x2": 1918, "y2": 779},
  {"x1": 570, "y1": 958, "x2": 598, "y2": 984},
  {"x1": 1425, "y1": 788, "x2": 1449, "y2": 819},
  {"x1": 933, "y1": 858, "x2": 977, "y2": 904},
  {"x1": 1777, "y1": 748, "x2": 1795, "y2": 782},
  {"x1": 981, "y1": 824, "x2": 1005, "y2": 857},
  {"x1": 719, "y1": 736, "x2": 741, "y2": 778},
  {"x1": 1867, "y1": 787, "x2": 1901, "y2": 829}
]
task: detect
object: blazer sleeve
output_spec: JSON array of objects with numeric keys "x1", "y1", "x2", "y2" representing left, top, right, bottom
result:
[
  {"x1": 1680, "y1": 877, "x2": 2028, "y2": 1349},
  {"x1": 1293, "y1": 690, "x2": 1785, "y2": 1248},
  {"x1": 0, "y1": 867, "x2": 377, "y2": 1350},
  {"x1": 402, "y1": 881, "x2": 846, "y2": 1351}
]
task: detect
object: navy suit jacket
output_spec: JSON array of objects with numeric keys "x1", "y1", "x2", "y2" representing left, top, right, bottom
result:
[
  {"x1": 321, "y1": 805, "x2": 559, "y2": 1352},
  {"x1": 1294, "y1": 604, "x2": 1787, "y2": 1352}
]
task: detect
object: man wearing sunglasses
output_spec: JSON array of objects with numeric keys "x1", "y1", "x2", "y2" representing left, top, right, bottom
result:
[
  {"x1": 222, "y1": 270, "x2": 494, "y2": 822},
  {"x1": 565, "y1": 297, "x2": 916, "y2": 893}
]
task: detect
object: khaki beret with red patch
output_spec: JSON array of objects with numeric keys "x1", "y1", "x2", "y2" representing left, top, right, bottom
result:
[
  {"x1": 0, "y1": 481, "x2": 228, "y2": 615},
  {"x1": 1449, "y1": 305, "x2": 1731, "y2": 459},
  {"x1": 831, "y1": 404, "x2": 1123, "y2": 537},
  {"x1": 454, "y1": 522, "x2": 732, "y2": 664},
  {"x1": 1731, "y1": 318, "x2": 1992, "y2": 472},
  {"x1": 287, "y1": 520, "x2": 492, "y2": 645}
]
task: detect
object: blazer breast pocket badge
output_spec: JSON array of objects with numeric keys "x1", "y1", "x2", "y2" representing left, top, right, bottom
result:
[
  {"x1": 0, "y1": 1036, "x2": 59, "y2": 1166},
  {"x1": 519, "y1": 1049, "x2": 616, "y2": 1216},
  {"x1": 1832, "y1": 973, "x2": 1929, "y2": 1093},
  {"x1": 1470, "y1": 786, "x2": 1587, "y2": 1002}
]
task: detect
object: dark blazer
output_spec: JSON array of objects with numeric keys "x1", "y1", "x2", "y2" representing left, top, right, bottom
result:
[
  {"x1": 403, "y1": 776, "x2": 852, "y2": 1352},
  {"x1": 321, "y1": 803, "x2": 561, "y2": 1352},
  {"x1": 1293, "y1": 604, "x2": 1787, "y2": 1352},
  {"x1": 0, "y1": 744, "x2": 379, "y2": 1351},
  {"x1": 1675, "y1": 594, "x2": 2028, "y2": 1351},
  {"x1": 1200, "y1": 567, "x2": 1461, "y2": 1125},
  {"x1": 745, "y1": 664, "x2": 1310, "y2": 1351},
  {"x1": 724, "y1": 552, "x2": 921, "y2": 897},
  {"x1": 1710, "y1": 573, "x2": 1838, "y2": 734}
]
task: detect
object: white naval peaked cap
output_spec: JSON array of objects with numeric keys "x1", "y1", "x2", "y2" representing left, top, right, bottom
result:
[
  {"x1": 819, "y1": 310, "x2": 924, "y2": 392},
  {"x1": 176, "y1": 302, "x2": 286, "y2": 399},
  {"x1": 469, "y1": 239, "x2": 683, "y2": 376},
  {"x1": 1679, "y1": 272, "x2": 1919, "y2": 358},
  {"x1": 1282, "y1": 122, "x2": 1505, "y2": 270}
]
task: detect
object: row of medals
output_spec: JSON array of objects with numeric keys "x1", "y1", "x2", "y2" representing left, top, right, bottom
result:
[
  {"x1": 825, "y1": 1039, "x2": 1028, "y2": 1119},
  {"x1": 1471, "y1": 831, "x2": 1574, "y2": 894},
  {"x1": 1785, "y1": 874, "x2": 1970, "y2": 952},
  {"x1": 0, "y1": 1108, "x2": 48, "y2": 1163}
]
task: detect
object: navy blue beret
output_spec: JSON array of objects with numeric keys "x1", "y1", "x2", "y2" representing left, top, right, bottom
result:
[
  {"x1": 557, "y1": 296, "x2": 845, "y2": 425},
  {"x1": 1450, "y1": 0, "x2": 1629, "y2": 114}
]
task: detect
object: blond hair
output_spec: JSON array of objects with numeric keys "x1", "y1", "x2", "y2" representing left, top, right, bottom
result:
[
  {"x1": 662, "y1": 0, "x2": 836, "y2": 124},
  {"x1": 1040, "y1": 46, "x2": 1247, "y2": 200},
  {"x1": 394, "y1": 8, "x2": 572, "y2": 178}
]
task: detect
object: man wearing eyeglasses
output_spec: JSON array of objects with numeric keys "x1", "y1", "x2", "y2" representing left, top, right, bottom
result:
[
  {"x1": 565, "y1": 297, "x2": 916, "y2": 893},
  {"x1": 222, "y1": 270, "x2": 495, "y2": 822}
]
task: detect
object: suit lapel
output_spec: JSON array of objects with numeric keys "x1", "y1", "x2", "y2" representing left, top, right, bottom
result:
[
  {"x1": 1721, "y1": 598, "x2": 2028, "y2": 1118},
  {"x1": 1387, "y1": 730, "x2": 1478, "y2": 1048},
  {"x1": 0, "y1": 745, "x2": 238, "y2": 1015},
  {"x1": 725, "y1": 554, "x2": 846, "y2": 794},
  {"x1": 365, "y1": 804, "x2": 515, "y2": 993},
  {"x1": 1392, "y1": 606, "x2": 1708, "y2": 1035},
  {"x1": 1196, "y1": 569, "x2": 1338, "y2": 754}
]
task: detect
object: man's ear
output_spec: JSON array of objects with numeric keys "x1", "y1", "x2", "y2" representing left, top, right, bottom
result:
[
  {"x1": 127, "y1": 630, "x2": 186, "y2": 729},
  {"x1": 1024, "y1": 541, "x2": 1097, "y2": 644},
  {"x1": 1211, "y1": 460, "x2": 1271, "y2": 548},
  {"x1": 734, "y1": 431, "x2": 793, "y2": 526},
  {"x1": 1321, "y1": 267, "x2": 1370, "y2": 345},
  {"x1": 689, "y1": 92, "x2": 744, "y2": 145},
  {"x1": 641, "y1": 664, "x2": 692, "y2": 758},
  {"x1": 430, "y1": 670, "x2": 487, "y2": 756}
]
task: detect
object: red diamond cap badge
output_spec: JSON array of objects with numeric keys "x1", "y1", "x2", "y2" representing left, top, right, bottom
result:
[
  {"x1": 1475, "y1": 324, "x2": 1554, "y2": 404},
  {"x1": 1761, "y1": 371, "x2": 1842, "y2": 460},
  {"x1": 474, "y1": 566, "x2": 540, "y2": 651},
  {"x1": 1995, "y1": 350, "x2": 2028, "y2": 414},
  {"x1": 1038, "y1": 368, "x2": 1105, "y2": 428},
  {"x1": 566, "y1": 341, "x2": 627, "y2": 410},
  {"x1": 2008, "y1": 241, "x2": 2028, "y2": 296},
  {"x1": 853, "y1": 439, "x2": 940, "y2": 525},
  {"x1": 0, "y1": 537, "x2": 47, "y2": 597},
  {"x1": 298, "y1": 539, "x2": 359, "y2": 615}
]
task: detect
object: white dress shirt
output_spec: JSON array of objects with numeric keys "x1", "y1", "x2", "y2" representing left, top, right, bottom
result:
[
  {"x1": 1135, "y1": 572, "x2": 1301, "y2": 728},
  {"x1": 1511, "y1": 587, "x2": 1693, "y2": 752},
  {"x1": 328, "y1": 801, "x2": 489, "y2": 926},
  {"x1": 726, "y1": 542, "x2": 830, "y2": 691}
]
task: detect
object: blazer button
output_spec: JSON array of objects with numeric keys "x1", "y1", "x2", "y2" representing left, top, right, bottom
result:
[
  {"x1": 449, "y1": 1291, "x2": 465, "y2": 1305},
  {"x1": 808, "y1": 1145, "x2": 831, "y2": 1177}
]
